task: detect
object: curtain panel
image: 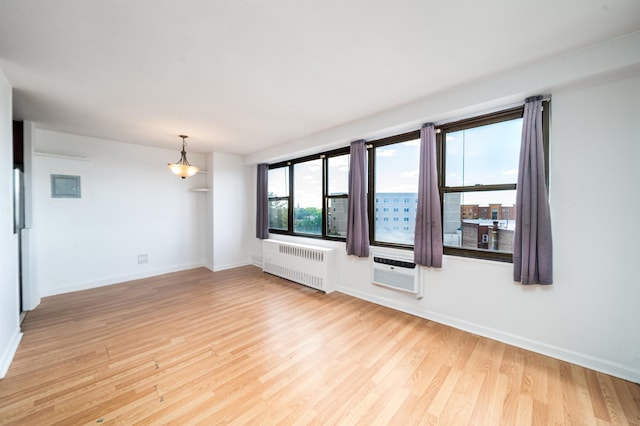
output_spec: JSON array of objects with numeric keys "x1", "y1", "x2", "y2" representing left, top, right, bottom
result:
[
  {"x1": 346, "y1": 140, "x2": 370, "y2": 257},
  {"x1": 256, "y1": 163, "x2": 269, "y2": 240},
  {"x1": 513, "y1": 96, "x2": 553, "y2": 284},
  {"x1": 414, "y1": 124, "x2": 443, "y2": 267}
]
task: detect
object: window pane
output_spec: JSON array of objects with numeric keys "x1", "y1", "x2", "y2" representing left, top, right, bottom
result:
[
  {"x1": 374, "y1": 140, "x2": 420, "y2": 245},
  {"x1": 326, "y1": 198, "x2": 347, "y2": 237},
  {"x1": 294, "y1": 159, "x2": 322, "y2": 235},
  {"x1": 445, "y1": 118, "x2": 522, "y2": 187},
  {"x1": 327, "y1": 154, "x2": 349, "y2": 195},
  {"x1": 443, "y1": 190, "x2": 516, "y2": 253},
  {"x1": 268, "y1": 200, "x2": 288, "y2": 230},
  {"x1": 268, "y1": 167, "x2": 289, "y2": 197}
]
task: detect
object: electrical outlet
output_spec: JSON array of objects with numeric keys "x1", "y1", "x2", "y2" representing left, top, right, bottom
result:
[{"x1": 138, "y1": 254, "x2": 148, "y2": 264}]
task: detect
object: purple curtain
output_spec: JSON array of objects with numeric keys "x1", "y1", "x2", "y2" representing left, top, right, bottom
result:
[
  {"x1": 256, "y1": 163, "x2": 269, "y2": 239},
  {"x1": 346, "y1": 140, "x2": 369, "y2": 257},
  {"x1": 414, "y1": 124, "x2": 443, "y2": 267},
  {"x1": 513, "y1": 96, "x2": 553, "y2": 284}
]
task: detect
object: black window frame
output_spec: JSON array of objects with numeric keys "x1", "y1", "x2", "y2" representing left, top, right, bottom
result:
[
  {"x1": 436, "y1": 101, "x2": 549, "y2": 262},
  {"x1": 268, "y1": 147, "x2": 350, "y2": 240},
  {"x1": 324, "y1": 150, "x2": 350, "y2": 240},
  {"x1": 367, "y1": 130, "x2": 421, "y2": 250},
  {"x1": 267, "y1": 164, "x2": 292, "y2": 232}
]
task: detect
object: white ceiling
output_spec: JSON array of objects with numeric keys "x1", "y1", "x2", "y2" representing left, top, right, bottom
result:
[{"x1": 1, "y1": 1, "x2": 639, "y2": 155}]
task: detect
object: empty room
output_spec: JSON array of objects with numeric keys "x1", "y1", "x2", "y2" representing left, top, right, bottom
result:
[{"x1": 1, "y1": 1, "x2": 639, "y2": 424}]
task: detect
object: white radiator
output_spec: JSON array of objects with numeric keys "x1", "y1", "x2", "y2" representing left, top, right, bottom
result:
[
  {"x1": 262, "y1": 239, "x2": 336, "y2": 293},
  {"x1": 371, "y1": 251, "x2": 422, "y2": 298}
]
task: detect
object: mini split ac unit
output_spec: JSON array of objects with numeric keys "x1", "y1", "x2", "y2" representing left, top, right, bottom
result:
[{"x1": 371, "y1": 252, "x2": 422, "y2": 298}]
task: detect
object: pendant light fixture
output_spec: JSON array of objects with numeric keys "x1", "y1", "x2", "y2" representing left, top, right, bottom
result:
[{"x1": 168, "y1": 135, "x2": 199, "y2": 179}]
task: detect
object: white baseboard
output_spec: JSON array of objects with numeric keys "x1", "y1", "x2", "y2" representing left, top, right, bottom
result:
[
  {"x1": 0, "y1": 328, "x2": 23, "y2": 379},
  {"x1": 336, "y1": 286, "x2": 640, "y2": 384},
  {"x1": 39, "y1": 263, "x2": 207, "y2": 297},
  {"x1": 212, "y1": 260, "x2": 252, "y2": 272}
]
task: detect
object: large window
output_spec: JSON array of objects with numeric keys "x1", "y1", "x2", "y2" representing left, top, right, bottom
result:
[
  {"x1": 267, "y1": 166, "x2": 289, "y2": 231},
  {"x1": 265, "y1": 102, "x2": 548, "y2": 262},
  {"x1": 293, "y1": 159, "x2": 322, "y2": 235},
  {"x1": 369, "y1": 132, "x2": 420, "y2": 246},
  {"x1": 268, "y1": 148, "x2": 350, "y2": 239},
  {"x1": 326, "y1": 153, "x2": 349, "y2": 237},
  {"x1": 437, "y1": 105, "x2": 548, "y2": 261}
]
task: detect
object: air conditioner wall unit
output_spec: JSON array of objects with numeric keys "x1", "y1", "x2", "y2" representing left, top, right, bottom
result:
[{"x1": 371, "y1": 251, "x2": 422, "y2": 299}]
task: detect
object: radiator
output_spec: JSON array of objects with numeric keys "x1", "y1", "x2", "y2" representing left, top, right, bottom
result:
[
  {"x1": 371, "y1": 251, "x2": 422, "y2": 298},
  {"x1": 262, "y1": 239, "x2": 336, "y2": 293}
]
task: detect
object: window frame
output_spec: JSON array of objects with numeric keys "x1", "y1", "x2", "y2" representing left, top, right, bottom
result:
[
  {"x1": 324, "y1": 150, "x2": 350, "y2": 240},
  {"x1": 268, "y1": 147, "x2": 350, "y2": 240},
  {"x1": 367, "y1": 130, "x2": 420, "y2": 250},
  {"x1": 436, "y1": 101, "x2": 549, "y2": 262},
  {"x1": 267, "y1": 164, "x2": 292, "y2": 232}
]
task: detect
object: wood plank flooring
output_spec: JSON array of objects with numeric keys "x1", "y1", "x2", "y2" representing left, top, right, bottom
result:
[{"x1": 1, "y1": 266, "x2": 638, "y2": 424}]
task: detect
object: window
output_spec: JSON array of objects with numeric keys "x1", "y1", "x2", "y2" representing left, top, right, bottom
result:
[
  {"x1": 294, "y1": 159, "x2": 322, "y2": 235},
  {"x1": 437, "y1": 103, "x2": 548, "y2": 261},
  {"x1": 268, "y1": 166, "x2": 289, "y2": 230},
  {"x1": 326, "y1": 153, "x2": 349, "y2": 238},
  {"x1": 268, "y1": 147, "x2": 349, "y2": 239},
  {"x1": 369, "y1": 131, "x2": 420, "y2": 246},
  {"x1": 264, "y1": 101, "x2": 548, "y2": 262}
]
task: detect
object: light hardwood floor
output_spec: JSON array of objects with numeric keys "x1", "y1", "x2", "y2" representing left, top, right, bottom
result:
[{"x1": 1, "y1": 266, "x2": 638, "y2": 425}]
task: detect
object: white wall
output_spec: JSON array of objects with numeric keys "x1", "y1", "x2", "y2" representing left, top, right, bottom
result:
[
  {"x1": 206, "y1": 152, "x2": 251, "y2": 271},
  {"x1": 0, "y1": 66, "x2": 22, "y2": 378},
  {"x1": 245, "y1": 36, "x2": 640, "y2": 382},
  {"x1": 31, "y1": 129, "x2": 208, "y2": 296}
]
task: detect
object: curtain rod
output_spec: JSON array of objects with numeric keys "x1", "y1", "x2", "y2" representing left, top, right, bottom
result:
[{"x1": 426, "y1": 95, "x2": 551, "y2": 131}]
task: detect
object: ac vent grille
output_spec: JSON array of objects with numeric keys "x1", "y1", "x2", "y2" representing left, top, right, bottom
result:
[{"x1": 373, "y1": 257, "x2": 416, "y2": 269}]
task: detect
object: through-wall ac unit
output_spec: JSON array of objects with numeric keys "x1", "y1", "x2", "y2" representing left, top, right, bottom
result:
[{"x1": 371, "y1": 251, "x2": 422, "y2": 298}]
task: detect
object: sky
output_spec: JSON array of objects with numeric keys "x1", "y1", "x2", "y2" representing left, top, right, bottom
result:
[{"x1": 445, "y1": 118, "x2": 522, "y2": 205}]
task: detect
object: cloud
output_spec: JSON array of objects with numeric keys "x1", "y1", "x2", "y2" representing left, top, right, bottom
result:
[
  {"x1": 402, "y1": 140, "x2": 420, "y2": 147},
  {"x1": 377, "y1": 148, "x2": 396, "y2": 157},
  {"x1": 329, "y1": 156, "x2": 349, "y2": 167},
  {"x1": 400, "y1": 170, "x2": 418, "y2": 179},
  {"x1": 501, "y1": 168, "x2": 518, "y2": 175}
]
